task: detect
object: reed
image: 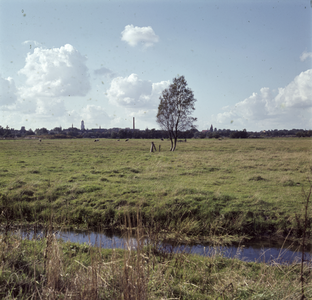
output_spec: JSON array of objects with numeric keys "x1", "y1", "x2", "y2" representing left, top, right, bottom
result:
[
  {"x1": 0, "y1": 209, "x2": 311, "y2": 299},
  {"x1": 300, "y1": 182, "x2": 312, "y2": 300}
]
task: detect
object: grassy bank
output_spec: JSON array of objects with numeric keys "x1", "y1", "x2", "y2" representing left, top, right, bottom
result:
[
  {"x1": 1, "y1": 226, "x2": 311, "y2": 299},
  {"x1": 0, "y1": 138, "x2": 311, "y2": 240}
]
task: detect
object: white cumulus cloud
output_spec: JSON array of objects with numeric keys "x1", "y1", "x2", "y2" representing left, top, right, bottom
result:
[
  {"x1": 106, "y1": 74, "x2": 169, "y2": 129},
  {"x1": 121, "y1": 24, "x2": 159, "y2": 48},
  {"x1": 106, "y1": 74, "x2": 169, "y2": 109},
  {"x1": 18, "y1": 44, "x2": 91, "y2": 98},
  {"x1": 213, "y1": 69, "x2": 312, "y2": 130},
  {"x1": 1, "y1": 44, "x2": 92, "y2": 126},
  {"x1": 300, "y1": 51, "x2": 312, "y2": 61},
  {"x1": 274, "y1": 69, "x2": 312, "y2": 110}
]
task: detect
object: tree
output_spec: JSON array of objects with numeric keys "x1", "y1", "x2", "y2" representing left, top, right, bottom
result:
[
  {"x1": 4, "y1": 125, "x2": 12, "y2": 137},
  {"x1": 26, "y1": 129, "x2": 34, "y2": 135},
  {"x1": 35, "y1": 128, "x2": 48, "y2": 135},
  {"x1": 156, "y1": 75, "x2": 197, "y2": 151},
  {"x1": 230, "y1": 129, "x2": 248, "y2": 139}
]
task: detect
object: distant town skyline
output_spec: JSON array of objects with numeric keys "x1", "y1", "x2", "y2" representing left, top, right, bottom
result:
[{"x1": 1, "y1": 0, "x2": 311, "y2": 131}]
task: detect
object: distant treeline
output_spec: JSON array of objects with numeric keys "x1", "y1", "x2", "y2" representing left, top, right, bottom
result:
[{"x1": 0, "y1": 125, "x2": 311, "y2": 139}]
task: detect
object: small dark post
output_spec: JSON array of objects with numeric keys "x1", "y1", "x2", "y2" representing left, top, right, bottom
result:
[
  {"x1": 159, "y1": 145, "x2": 161, "y2": 152},
  {"x1": 150, "y1": 142, "x2": 157, "y2": 152}
]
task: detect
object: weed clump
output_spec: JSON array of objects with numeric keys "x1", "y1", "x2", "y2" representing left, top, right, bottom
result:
[{"x1": 249, "y1": 175, "x2": 266, "y2": 181}]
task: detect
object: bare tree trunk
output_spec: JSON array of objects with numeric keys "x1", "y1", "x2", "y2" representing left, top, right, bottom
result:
[
  {"x1": 169, "y1": 138, "x2": 173, "y2": 151},
  {"x1": 172, "y1": 137, "x2": 177, "y2": 151}
]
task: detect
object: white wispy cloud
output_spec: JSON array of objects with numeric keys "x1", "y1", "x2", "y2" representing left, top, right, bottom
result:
[
  {"x1": 22, "y1": 40, "x2": 41, "y2": 47},
  {"x1": 212, "y1": 69, "x2": 312, "y2": 130},
  {"x1": 0, "y1": 75, "x2": 18, "y2": 106},
  {"x1": 300, "y1": 51, "x2": 312, "y2": 61},
  {"x1": 121, "y1": 24, "x2": 159, "y2": 48},
  {"x1": 94, "y1": 67, "x2": 117, "y2": 79}
]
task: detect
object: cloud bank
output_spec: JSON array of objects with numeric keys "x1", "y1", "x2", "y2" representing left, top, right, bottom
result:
[
  {"x1": 213, "y1": 69, "x2": 312, "y2": 130},
  {"x1": 121, "y1": 25, "x2": 159, "y2": 48}
]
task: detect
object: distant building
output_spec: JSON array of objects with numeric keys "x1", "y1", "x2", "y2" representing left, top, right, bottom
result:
[
  {"x1": 210, "y1": 124, "x2": 213, "y2": 132},
  {"x1": 81, "y1": 120, "x2": 85, "y2": 131}
]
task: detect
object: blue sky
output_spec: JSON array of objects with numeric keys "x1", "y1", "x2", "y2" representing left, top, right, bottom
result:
[{"x1": 0, "y1": 0, "x2": 311, "y2": 131}]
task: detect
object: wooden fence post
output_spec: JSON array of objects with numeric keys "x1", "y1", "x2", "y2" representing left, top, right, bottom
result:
[{"x1": 150, "y1": 142, "x2": 157, "y2": 152}]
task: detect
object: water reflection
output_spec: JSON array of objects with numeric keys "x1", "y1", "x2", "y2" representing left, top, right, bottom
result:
[{"x1": 11, "y1": 228, "x2": 312, "y2": 264}]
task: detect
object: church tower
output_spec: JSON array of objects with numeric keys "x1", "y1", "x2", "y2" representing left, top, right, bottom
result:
[{"x1": 81, "y1": 120, "x2": 85, "y2": 131}]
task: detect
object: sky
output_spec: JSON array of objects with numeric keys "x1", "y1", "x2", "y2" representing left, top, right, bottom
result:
[{"x1": 0, "y1": 0, "x2": 311, "y2": 132}]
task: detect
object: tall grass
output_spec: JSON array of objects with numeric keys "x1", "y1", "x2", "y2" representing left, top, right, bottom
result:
[
  {"x1": 300, "y1": 182, "x2": 312, "y2": 300},
  {"x1": 0, "y1": 209, "x2": 311, "y2": 299}
]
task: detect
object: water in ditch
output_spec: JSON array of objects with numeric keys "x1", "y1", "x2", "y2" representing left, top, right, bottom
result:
[{"x1": 12, "y1": 228, "x2": 311, "y2": 264}]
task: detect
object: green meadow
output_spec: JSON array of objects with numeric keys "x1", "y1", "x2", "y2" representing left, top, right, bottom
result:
[
  {"x1": 0, "y1": 138, "x2": 311, "y2": 240},
  {"x1": 1, "y1": 137, "x2": 312, "y2": 299}
]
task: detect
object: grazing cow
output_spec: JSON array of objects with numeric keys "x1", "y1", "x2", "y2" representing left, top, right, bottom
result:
[
  {"x1": 117, "y1": 139, "x2": 120, "y2": 141},
  {"x1": 161, "y1": 138, "x2": 164, "y2": 141},
  {"x1": 125, "y1": 138, "x2": 129, "y2": 141},
  {"x1": 94, "y1": 139, "x2": 99, "y2": 142},
  {"x1": 39, "y1": 139, "x2": 41, "y2": 142}
]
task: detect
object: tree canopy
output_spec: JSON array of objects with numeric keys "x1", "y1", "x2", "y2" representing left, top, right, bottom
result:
[{"x1": 156, "y1": 75, "x2": 197, "y2": 151}]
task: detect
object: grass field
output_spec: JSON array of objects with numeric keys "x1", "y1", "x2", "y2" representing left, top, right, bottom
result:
[
  {"x1": 1, "y1": 137, "x2": 312, "y2": 299},
  {"x1": 0, "y1": 137, "x2": 311, "y2": 240}
]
